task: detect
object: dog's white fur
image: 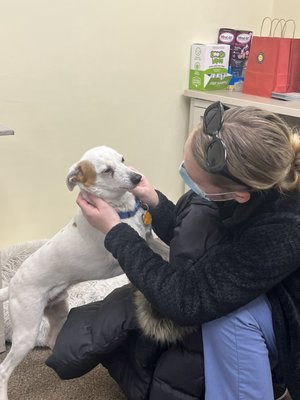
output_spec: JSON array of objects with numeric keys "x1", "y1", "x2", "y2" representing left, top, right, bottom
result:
[{"x1": 0, "y1": 146, "x2": 166, "y2": 400}]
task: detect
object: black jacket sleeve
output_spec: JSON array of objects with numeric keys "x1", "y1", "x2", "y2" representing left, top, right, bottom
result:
[
  {"x1": 104, "y1": 215, "x2": 300, "y2": 326},
  {"x1": 46, "y1": 284, "x2": 139, "y2": 379},
  {"x1": 46, "y1": 284, "x2": 166, "y2": 400},
  {"x1": 148, "y1": 191, "x2": 176, "y2": 245}
]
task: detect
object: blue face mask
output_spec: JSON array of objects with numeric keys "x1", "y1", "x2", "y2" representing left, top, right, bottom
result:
[
  {"x1": 179, "y1": 162, "x2": 240, "y2": 202},
  {"x1": 179, "y1": 162, "x2": 211, "y2": 201}
]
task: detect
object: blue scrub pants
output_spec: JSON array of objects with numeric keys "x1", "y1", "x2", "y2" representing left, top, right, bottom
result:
[{"x1": 202, "y1": 295, "x2": 278, "y2": 400}]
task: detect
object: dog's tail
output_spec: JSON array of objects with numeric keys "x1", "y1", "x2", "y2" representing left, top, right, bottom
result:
[{"x1": 0, "y1": 287, "x2": 9, "y2": 302}]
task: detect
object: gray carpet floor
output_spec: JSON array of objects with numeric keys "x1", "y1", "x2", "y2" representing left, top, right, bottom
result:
[
  {"x1": 0, "y1": 345, "x2": 126, "y2": 400},
  {"x1": 0, "y1": 345, "x2": 293, "y2": 400}
]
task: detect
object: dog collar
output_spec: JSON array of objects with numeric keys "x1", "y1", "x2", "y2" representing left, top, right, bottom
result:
[{"x1": 118, "y1": 199, "x2": 141, "y2": 219}]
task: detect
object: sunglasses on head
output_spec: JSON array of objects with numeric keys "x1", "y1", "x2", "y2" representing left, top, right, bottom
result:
[{"x1": 203, "y1": 101, "x2": 248, "y2": 187}]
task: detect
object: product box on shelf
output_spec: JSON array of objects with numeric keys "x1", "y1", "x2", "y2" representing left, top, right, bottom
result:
[
  {"x1": 218, "y1": 28, "x2": 252, "y2": 67},
  {"x1": 189, "y1": 43, "x2": 231, "y2": 91},
  {"x1": 218, "y1": 28, "x2": 253, "y2": 89}
]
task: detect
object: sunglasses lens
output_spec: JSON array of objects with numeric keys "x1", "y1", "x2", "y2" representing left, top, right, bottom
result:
[
  {"x1": 203, "y1": 102, "x2": 223, "y2": 134},
  {"x1": 206, "y1": 139, "x2": 226, "y2": 172}
]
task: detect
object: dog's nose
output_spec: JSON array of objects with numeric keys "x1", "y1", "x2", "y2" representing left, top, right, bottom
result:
[{"x1": 130, "y1": 172, "x2": 142, "y2": 185}]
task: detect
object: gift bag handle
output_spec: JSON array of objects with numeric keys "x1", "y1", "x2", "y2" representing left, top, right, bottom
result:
[
  {"x1": 282, "y1": 19, "x2": 296, "y2": 38},
  {"x1": 260, "y1": 16, "x2": 272, "y2": 36},
  {"x1": 259, "y1": 17, "x2": 287, "y2": 37},
  {"x1": 272, "y1": 18, "x2": 286, "y2": 37}
]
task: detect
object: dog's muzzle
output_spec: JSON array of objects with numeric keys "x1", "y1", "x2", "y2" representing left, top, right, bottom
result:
[{"x1": 130, "y1": 172, "x2": 142, "y2": 186}]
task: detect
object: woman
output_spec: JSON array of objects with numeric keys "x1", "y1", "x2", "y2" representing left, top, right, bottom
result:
[{"x1": 48, "y1": 103, "x2": 300, "y2": 399}]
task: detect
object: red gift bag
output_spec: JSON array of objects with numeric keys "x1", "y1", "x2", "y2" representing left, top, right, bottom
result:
[
  {"x1": 288, "y1": 38, "x2": 300, "y2": 92},
  {"x1": 243, "y1": 18, "x2": 298, "y2": 97}
]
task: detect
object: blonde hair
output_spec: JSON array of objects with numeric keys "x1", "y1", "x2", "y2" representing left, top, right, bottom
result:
[{"x1": 192, "y1": 106, "x2": 300, "y2": 192}]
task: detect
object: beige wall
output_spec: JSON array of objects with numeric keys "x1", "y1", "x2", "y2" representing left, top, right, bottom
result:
[
  {"x1": 0, "y1": 0, "x2": 278, "y2": 247},
  {"x1": 273, "y1": 0, "x2": 300, "y2": 36}
]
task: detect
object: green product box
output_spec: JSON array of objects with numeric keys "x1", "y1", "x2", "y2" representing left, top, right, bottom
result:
[{"x1": 189, "y1": 43, "x2": 231, "y2": 91}]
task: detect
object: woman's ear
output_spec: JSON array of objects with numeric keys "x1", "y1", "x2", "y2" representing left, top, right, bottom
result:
[{"x1": 233, "y1": 191, "x2": 251, "y2": 204}]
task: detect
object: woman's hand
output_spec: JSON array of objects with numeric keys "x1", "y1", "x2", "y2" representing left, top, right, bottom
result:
[
  {"x1": 76, "y1": 192, "x2": 121, "y2": 234},
  {"x1": 129, "y1": 167, "x2": 159, "y2": 207}
]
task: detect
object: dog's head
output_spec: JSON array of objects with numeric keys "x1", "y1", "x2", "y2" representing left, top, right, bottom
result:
[{"x1": 66, "y1": 146, "x2": 142, "y2": 200}]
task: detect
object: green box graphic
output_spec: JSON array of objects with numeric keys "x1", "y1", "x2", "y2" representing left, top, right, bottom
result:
[{"x1": 189, "y1": 44, "x2": 231, "y2": 91}]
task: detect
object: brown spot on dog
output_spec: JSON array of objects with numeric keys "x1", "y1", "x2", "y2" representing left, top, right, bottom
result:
[
  {"x1": 74, "y1": 160, "x2": 97, "y2": 188},
  {"x1": 72, "y1": 221, "x2": 77, "y2": 228}
]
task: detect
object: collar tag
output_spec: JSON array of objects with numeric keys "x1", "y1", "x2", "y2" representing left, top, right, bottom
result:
[{"x1": 141, "y1": 203, "x2": 152, "y2": 226}]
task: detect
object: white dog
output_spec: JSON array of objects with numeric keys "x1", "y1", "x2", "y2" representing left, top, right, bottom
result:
[{"x1": 0, "y1": 146, "x2": 166, "y2": 400}]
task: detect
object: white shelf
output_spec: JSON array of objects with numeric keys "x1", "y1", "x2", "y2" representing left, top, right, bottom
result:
[{"x1": 184, "y1": 90, "x2": 300, "y2": 119}]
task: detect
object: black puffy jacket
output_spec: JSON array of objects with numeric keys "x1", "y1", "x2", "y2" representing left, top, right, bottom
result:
[{"x1": 46, "y1": 192, "x2": 224, "y2": 399}]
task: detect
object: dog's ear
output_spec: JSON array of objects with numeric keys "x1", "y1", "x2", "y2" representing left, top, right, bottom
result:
[
  {"x1": 66, "y1": 161, "x2": 97, "y2": 191},
  {"x1": 66, "y1": 164, "x2": 80, "y2": 191}
]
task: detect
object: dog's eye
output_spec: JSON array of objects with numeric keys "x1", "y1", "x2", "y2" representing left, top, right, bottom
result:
[
  {"x1": 102, "y1": 167, "x2": 113, "y2": 174},
  {"x1": 121, "y1": 157, "x2": 125, "y2": 163}
]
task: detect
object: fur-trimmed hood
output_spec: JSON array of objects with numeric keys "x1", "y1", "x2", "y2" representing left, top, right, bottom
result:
[{"x1": 134, "y1": 289, "x2": 195, "y2": 343}]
